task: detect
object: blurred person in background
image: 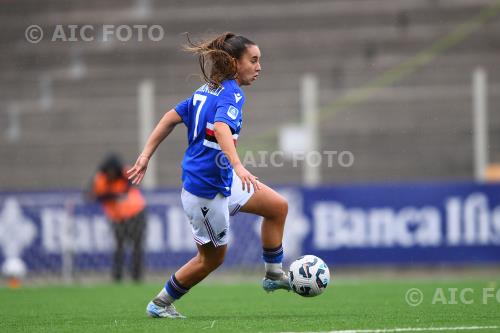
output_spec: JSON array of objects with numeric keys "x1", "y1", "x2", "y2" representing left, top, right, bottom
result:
[
  {"x1": 87, "y1": 153, "x2": 147, "y2": 282},
  {"x1": 128, "y1": 32, "x2": 290, "y2": 319}
]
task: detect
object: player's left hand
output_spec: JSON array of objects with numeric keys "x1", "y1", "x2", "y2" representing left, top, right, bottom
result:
[{"x1": 234, "y1": 163, "x2": 261, "y2": 193}]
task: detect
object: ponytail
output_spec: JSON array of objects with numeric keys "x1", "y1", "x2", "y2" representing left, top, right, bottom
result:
[{"x1": 184, "y1": 32, "x2": 256, "y2": 88}]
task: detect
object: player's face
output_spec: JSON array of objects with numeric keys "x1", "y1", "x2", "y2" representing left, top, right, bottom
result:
[{"x1": 235, "y1": 45, "x2": 261, "y2": 86}]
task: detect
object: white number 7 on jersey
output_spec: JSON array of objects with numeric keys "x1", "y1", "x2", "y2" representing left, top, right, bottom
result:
[{"x1": 193, "y1": 93, "x2": 207, "y2": 139}]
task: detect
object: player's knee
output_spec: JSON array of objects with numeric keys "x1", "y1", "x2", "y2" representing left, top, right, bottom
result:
[
  {"x1": 262, "y1": 194, "x2": 288, "y2": 221},
  {"x1": 274, "y1": 196, "x2": 288, "y2": 221}
]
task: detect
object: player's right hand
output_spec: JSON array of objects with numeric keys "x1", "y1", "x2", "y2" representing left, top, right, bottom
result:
[{"x1": 127, "y1": 155, "x2": 149, "y2": 185}]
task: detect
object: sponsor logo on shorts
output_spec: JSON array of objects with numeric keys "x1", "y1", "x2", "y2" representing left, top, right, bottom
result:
[{"x1": 201, "y1": 207, "x2": 209, "y2": 217}]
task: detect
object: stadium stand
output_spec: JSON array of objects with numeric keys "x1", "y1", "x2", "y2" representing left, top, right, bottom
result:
[{"x1": 0, "y1": 0, "x2": 499, "y2": 189}]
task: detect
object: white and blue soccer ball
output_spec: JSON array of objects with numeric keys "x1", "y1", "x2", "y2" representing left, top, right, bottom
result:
[{"x1": 289, "y1": 255, "x2": 330, "y2": 297}]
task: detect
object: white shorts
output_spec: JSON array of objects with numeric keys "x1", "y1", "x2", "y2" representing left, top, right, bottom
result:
[
  {"x1": 181, "y1": 170, "x2": 254, "y2": 247},
  {"x1": 228, "y1": 169, "x2": 254, "y2": 216}
]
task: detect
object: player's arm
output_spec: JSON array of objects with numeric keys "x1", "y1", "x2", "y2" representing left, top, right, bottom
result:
[
  {"x1": 127, "y1": 109, "x2": 182, "y2": 185},
  {"x1": 214, "y1": 121, "x2": 261, "y2": 192}
]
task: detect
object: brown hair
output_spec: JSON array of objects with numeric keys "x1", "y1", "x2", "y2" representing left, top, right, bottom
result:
[{"x1": 184, "y1": 32, "x2": 256, "y2": 88}]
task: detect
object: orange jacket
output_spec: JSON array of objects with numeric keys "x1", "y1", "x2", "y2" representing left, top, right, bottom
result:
[{"x1": 92, "y1": 171, "x2": 146, "y2": 222}]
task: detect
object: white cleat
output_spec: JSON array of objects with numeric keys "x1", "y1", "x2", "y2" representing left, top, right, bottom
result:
[
  {"x1": 262, "y1": 271, "x2": 291, "y2": 293},
  {"x1": 146, "y1": 301, "x2": 186, "y2": 319}
]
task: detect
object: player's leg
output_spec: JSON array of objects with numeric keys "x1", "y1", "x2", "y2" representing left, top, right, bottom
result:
[
  {"x1": 147, "y1": 190, "x2": 229, "y2": 318},
  {"x1": 147, "y1": 242, "x2": 226, "y2": 318},
  {"x1": 175, "y1": 242, "x2": 227, "y2": 286},
  {"x1": 229, "y1": 172, "x2": 290, "y2": 291},
  {"x1": 239, "y1": 183, "x2": 290, "y2": 291},
  {"x1": 239, "y1": 182, "x2": 287, "y2": 249}
]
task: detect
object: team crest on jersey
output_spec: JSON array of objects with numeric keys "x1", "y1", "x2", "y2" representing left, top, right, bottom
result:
[{"x1": 227, "y1": 106, "x2": 239, "y2": 120}]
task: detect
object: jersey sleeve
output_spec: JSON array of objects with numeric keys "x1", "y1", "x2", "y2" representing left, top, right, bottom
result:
[
  {"x1": 174, "y1": 98, "x2": 190, "y2": 125},
  {"x1": 214, "y1": 88, "x2": 244, "y2": 131}
]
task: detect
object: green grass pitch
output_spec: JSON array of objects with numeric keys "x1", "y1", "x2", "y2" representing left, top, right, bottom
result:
[{"x1": 0, "y1": 278, "x2": 499, "y2": 333}]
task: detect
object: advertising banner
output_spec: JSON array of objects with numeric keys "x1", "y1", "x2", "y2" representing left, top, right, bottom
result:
[{"x1": 0, "y1": 182, "x2": 499, "y2": 273}]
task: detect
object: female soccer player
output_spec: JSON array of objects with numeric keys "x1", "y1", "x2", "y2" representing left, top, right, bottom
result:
[{"x1": 127, "y1": 32, "x2": 290, "y2": 319}]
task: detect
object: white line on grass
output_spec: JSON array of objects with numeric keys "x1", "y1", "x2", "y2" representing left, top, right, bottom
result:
[{"x1": 279, "y1": 325, "x2": 499, "y2": 333}]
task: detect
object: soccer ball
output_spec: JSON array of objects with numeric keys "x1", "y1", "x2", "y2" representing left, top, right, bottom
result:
[{"x1": 289, "y1": 255, "x2": 330, "y2": 297}]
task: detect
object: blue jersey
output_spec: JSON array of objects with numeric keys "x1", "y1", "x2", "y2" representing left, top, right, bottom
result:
[{"x1": 175, "y1": 79, "x2": 244, "y2": 199}]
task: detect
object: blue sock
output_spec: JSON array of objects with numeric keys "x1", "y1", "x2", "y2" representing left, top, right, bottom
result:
[
  {"x1": 262, "y1": 244, "x2": 284, "y2": 264},
  {"x1": 164, "y1": 274, "x2": 190, "y2": 301}
]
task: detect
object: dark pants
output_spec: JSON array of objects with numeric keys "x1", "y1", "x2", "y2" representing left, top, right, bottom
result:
[{"x1": 111, "y1": 210, "x2": 146, "y2": 282}]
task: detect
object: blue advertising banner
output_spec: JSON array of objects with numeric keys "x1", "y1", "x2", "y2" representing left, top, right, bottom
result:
[
  {"x1": 0, "y1": 182, "x2": 499, "y2": 274},
  {"x1": 301, "y1": 182, "x2": 500, "y2": 265}
]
